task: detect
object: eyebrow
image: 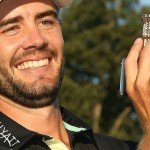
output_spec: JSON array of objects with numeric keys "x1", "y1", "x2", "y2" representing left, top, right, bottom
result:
[
  {"x1": 0, "y1": 16, "x2": 23, "y2": 28},
  {"x1": 35, "y1": 10, "x2": 58, "y2": 20},
  {"x1": 0, "y1": 10, "x2": 58, "y2": 29}
]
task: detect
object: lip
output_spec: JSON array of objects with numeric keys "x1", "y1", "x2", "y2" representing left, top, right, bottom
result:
[
  {"x1": 13, "y1": 55, "x2": 53, "y2": 67},
  {"x1": 13, "y1": 61, "x2": 52, "y2": 81},
  {"x1": 13, "y1": 57, "x2": 57, "y2": 82},
  {"x1": 17, "y1": 62, "x2": 50, "y2": 73}
]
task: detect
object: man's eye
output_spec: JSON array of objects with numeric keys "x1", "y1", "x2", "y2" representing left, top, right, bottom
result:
[
  {"x1": 2, "y1": 26, "x2": 20, "y2": 35},
  {"x1": 39, "y1": 20, "x2": 54, "y2": 26},
  {"x1": 38, "y1": 19, "x2": 59, "y2": 29}
]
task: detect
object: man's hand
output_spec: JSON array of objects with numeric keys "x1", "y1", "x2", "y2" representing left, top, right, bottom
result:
[{"x1": 125, "y1": 38, "x2": 150, "y2": 150}]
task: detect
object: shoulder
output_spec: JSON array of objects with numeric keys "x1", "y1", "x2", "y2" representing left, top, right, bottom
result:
[{"x1": 93, "y1": 134, "x2": 137, "y2": 150}]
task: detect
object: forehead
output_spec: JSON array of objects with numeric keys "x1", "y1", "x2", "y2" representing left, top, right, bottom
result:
[{"x1": 0, "y1": 0, "x2": 57, "y2": 20}]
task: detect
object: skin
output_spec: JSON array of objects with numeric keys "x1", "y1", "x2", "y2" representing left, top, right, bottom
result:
[
  {"x1": 125, "y1": 38, "x2": 150, "y2": 150},
  {"x1": 0, "y1": 0, "x2": 70, "y2": 149}
]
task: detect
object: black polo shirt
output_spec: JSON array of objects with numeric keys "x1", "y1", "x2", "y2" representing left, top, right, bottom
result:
[{"x1": 0, "y1": 107, "x2": 137, "y2": 150}]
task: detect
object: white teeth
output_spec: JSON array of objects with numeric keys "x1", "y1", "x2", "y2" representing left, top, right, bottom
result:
[
  {"x1": 28, "y1": 61, "x2": 33, "y2": 68},
  {"x1": 39, "y1": 59, "x2": 43, "y2": 67},
  {"x1": 17, "y1": 58, "x2": 49, "y2": 70},
  {"x1": 33, "y1": 61, "x2": 38, "y2": 67},
  {"x1": 24, "y1": 62, "x2": 29, "y2": 69},
  {"x1": 18, "y1": 65, "x2": 22, "y2": 70},
  {"x1": 21, "y1": 65, "x2": 25, "y2": 70}
]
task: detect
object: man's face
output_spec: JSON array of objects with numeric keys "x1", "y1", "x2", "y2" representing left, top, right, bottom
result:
[{"x1": 0, "y1": 0, "x2": 64, "y2": 108}]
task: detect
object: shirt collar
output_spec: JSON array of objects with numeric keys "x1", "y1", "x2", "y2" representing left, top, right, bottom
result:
[
  {"x1": 0, "y1": 112, "x2": 36, "y2": 149},
  {"x1": 60, "y1": 106, "x2": 91, "y2": 132},
  {"x1": 0, "y1": 106, "x2": 93, "y2": 149}
]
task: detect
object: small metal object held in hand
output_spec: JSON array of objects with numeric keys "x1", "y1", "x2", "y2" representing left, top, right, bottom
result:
[
  {"x1": 142, "y1": 14, "x2": 150, "y2": 46},
  {"x1": 119, "y1": 58, "x2": 125, "y2": 95}
]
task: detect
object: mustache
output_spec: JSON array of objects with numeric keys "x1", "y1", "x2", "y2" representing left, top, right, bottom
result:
[{"x1": 11, "y1": 48, "x2": 58, "y2": 66}]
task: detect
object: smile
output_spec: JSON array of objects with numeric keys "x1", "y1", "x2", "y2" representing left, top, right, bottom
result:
[{"x1": 16, "y1": 58, "x2": 49, "y2": 70}]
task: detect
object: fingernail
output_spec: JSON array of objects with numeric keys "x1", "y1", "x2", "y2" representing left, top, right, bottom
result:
[{"x1": 134, "y1": 38, "x2": 142, "y2": 44}]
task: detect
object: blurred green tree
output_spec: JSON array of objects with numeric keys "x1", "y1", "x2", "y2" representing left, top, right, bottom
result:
[{"x1": 59, "y1": 0, "x2": 146, "y2": 141}]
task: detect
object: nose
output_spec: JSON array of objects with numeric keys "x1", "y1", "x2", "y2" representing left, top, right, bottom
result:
[{"x1": 22, "y1": 27, "x2": 48, "y2": 50}]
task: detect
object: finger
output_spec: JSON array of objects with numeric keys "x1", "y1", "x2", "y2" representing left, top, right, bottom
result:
[
  {"x1": 137, "y1": 40, "x2": 150, "y2": 83},
  {"x1": 126, "y1": 38, "x2": 143, "y2": 62},
  {"x1": 125, "y1": 38, "x2": 150, "y2": 122},
  {"x1": 125, "y1": 38, "x2": 149, "y2": 124},
  {"x1": 125, "y1": 38, "x2": 143, "y2": 112},
  {"x1": 135, "y1": 41, "x2": 150, "y2": 108},
  {"x1": 125, "y1": 38, "x2": 143, "y2": 95}
]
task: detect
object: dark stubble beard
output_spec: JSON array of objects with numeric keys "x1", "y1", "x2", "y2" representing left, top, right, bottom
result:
[{"x1": 0, "y1": 54, "x2": 64, "y2": 109}]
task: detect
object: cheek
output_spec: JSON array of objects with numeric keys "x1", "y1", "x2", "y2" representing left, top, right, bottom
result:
[
  {"x1": 0, "y1": 37, "x2": 22, "y2": 65},
  {"x1": 45, "y1": 30, "x2": 64, "y2": 55}
]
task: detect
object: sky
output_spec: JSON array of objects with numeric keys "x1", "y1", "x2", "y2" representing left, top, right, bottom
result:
[{"x1": 139, "y1": 0, "x2": 150, "y2": 6}]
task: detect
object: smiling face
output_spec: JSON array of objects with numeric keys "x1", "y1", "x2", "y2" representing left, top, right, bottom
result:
[{"x1": 0, "y1": 0, "x2": 64, "y2": 108}]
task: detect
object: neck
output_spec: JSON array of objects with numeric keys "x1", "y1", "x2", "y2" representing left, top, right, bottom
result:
[{"x1": 0, "y1": 97, "x2": 70, "y2": 148}]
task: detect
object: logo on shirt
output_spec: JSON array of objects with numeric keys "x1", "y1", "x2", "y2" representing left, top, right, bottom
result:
[{"x1": 0, "y1": 121, "x2": 20, "y2": 148}]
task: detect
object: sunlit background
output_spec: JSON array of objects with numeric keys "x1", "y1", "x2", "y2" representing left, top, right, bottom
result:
[{"x1": 140, "y1": 0, "x2": 150, "y2": 6}]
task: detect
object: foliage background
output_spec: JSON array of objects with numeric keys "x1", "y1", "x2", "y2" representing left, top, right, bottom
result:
[{"x1": 58, "y1": 0, "x2": 150, "y2": 141}]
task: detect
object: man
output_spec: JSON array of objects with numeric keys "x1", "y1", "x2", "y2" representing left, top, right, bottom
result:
[{"x1": 0, "y1": 0, "x2": 148, "y2": 149}]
